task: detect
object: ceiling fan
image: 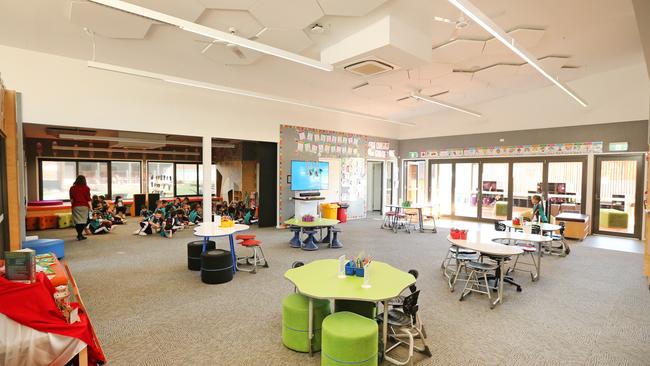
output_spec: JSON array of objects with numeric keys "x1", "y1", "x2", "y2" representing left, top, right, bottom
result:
[{"x1": 196, "y1": 27, "x2": 266, "y2": 60}]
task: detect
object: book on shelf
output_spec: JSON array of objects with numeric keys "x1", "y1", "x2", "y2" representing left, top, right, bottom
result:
[{"x1": 4, "y1": 249, "x2": 36, "y2": 283}]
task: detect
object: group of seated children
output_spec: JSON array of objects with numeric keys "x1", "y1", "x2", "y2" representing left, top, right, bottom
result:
[
  {"x1": 86, "y1": 195, "x2": 128, "y2": 234},
  {"x1": 214, "y1": 201, "x2": 258, "y2": 225},
  {"x1": 134, "y1": 197, "x2": 203, "y2": 238}
]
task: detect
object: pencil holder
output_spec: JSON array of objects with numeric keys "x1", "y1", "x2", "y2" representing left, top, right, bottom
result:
[
  {"x1": 345, "y1": 261, "x2": 355, "y2": 276},
  {"x1": 355, "y1": 267, "x2": 364, "y2": 277}
]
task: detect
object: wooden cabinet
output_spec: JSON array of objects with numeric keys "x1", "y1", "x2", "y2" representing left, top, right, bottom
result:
[{"x1": 555, "y1": 213, "x2": 590, "y2": 240}]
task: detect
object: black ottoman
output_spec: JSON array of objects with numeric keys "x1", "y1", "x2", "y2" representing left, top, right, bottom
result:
[
  {"x1": 187, "y1": 240, "x2": 216, "y2": 271},
  {"x1": 201, "y1": 249, "x2": 233, "y2": 284}
]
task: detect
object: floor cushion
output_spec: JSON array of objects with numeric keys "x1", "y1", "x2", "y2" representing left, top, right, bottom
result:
[
  {"x1": 599, "y1": 208, "x2": 628, "y2": 229},
  {"x1": 321, "y1": 311, "x2": 378, "y2": 366},
  {"x1": 495, "y1": 201, "x2": 508, "y2": 217},
  {"x1": 282, "y1": 293, "x2": 331, "y2": 353},
  {"x1": 38, "y1": 215, "x2": 58, "y2": 230},
  {"x1": 56, "y1": 213, "x2": 73, "y2": 229},
  {"x1": 23, "y1": 239, "x2": 65, "y2": 259}
]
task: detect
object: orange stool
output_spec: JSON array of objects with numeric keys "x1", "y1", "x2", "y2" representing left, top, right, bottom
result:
[
  {"x1": 236, "y1": 239, "x2": 268, "y2": 274},
  {"x1": 26, "y1": 217, "x2": 39, "y2": 231},
  {"x1": 38, "y1": 215, "x2": 58, "y2": 230},
  {"x1": 236, "y1": 234, "x2": 256, "y2": 241}
]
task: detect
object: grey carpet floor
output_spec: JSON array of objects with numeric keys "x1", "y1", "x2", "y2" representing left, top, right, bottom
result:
[{"x1": 32, "y1": 219, "x2": 650, "y2": 366}]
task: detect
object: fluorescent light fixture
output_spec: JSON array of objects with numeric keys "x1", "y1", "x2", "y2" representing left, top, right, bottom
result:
[
  {"x1": 52, "y1": 145, "x2": 200, "y2": 156},
  {"x1": 448, "y1": 0, "x2": 587, "y2": 107},
  {"x1": 410, "y1": 92, "x2": 482, "y2": 118},
  {"x1": 57, "y1": 134, "x2": 235, "y2": 148},
  {"x1": 88, "y1": 0, "x2": 333, "y2": 72},
  {"x1": 87, "y1": 61, "x2": 415, "y2": 126}
]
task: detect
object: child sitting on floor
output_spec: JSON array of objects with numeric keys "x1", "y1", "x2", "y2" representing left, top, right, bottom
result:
[
  {"x1": 87, "y1": 210, "x2": 112, "y2": 234},
  {"x1": 189, "y1": 204, "x2": 203, "y2": 224},
  {"x1": 105, "y1": 207, "x2": 124, "y2": 225},
  {"x1": 134, "y1": 206, "x2": 153, "y2": 235},
  {"x1": 114, "y1": 195, "x2": 127, "y2": 221}
]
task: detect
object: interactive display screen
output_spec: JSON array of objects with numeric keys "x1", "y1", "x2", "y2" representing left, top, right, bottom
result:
[{"x1": 291, "y1": 161, "x2": 329, "y2": 191}]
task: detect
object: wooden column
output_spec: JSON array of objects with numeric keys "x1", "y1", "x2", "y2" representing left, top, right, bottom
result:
[
  {"x1": 2, "y1": 90, "x2": 20, "y2": 250},
  {"x1": 645, "y1": 150, "x2": 650, "y2": 289}
]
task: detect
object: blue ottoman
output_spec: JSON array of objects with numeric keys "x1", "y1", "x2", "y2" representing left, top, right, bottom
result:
[{"x1": 23, "y1": 239, "x2": 65, "y2": 259}]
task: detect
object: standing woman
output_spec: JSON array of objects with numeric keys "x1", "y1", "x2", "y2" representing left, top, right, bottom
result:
[{"x1": 70, "y1": 175, "x2": 92, "y2": 241}]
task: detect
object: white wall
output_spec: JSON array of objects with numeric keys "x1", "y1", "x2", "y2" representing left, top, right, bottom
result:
[
  {"x1": 399, "y1": 63, "x2": 650, "y2": 139},
  {"x1": 0, "y1": 45, "x2": 400, "y2": 142}
]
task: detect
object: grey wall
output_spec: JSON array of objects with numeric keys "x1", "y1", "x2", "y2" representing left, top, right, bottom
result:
[
  {"x1": 399, "y1": 120, "x2": 648, "y2": 157},
  {"x1": 279, "y1": 124, "x2": 398, "y2": 223}
]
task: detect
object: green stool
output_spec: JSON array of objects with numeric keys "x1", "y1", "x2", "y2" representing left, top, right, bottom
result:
[
  {"x1": 282, "y1": 293, "x2": 331, "y2": 352},
  {"x1": 495, "y1": 201, "x2": 508, "y2": 217},
  {"x1": 599, "y1": 208, "x2": 628, "y2": 229},
  {"x1": 334, "y1": 299, "x2": 376, "y2": 319},
  {"x1": 322, "y1": 311, "x2": 378, "y2": 366},
  {"x1": 55, "y1": 213, "x2": 73, "y2": 229}
]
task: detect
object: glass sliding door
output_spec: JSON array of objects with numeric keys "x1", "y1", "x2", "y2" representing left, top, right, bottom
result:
[
  {"x1": 481, "y1": 162, "x2": 509, "y2": 220},
  {"x1": 148, "y1": 162, "x2": 174, "y2": 198},
  {"x1": 594, "y1": 155, "x2": 643, "y2": 237},
  {"x1": 512, "y1": 162, "x2": 543, "y2": 219},
  {"x1": 429, "y1": 162, "x2": 452, "y2": 217},
  {"x1": 78, "y1": 161, "x2": 108, "y2": 197},
  {"x1": 405, "y1": 161, "x2": 426, "y2": 205},
  {"x1": 547, "y1": 161, "x2": 583, "y2": 217},
  {"x1": 454, "y1": 162, "x2": 479, "y2": 218},
  {"x1": 385, "y1": 161, "x2": 394, "y2": 208}
]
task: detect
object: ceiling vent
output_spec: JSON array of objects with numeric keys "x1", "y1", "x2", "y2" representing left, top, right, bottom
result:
[{"x1": 344, "y1": 59, "x2": 395, "y2": 77}]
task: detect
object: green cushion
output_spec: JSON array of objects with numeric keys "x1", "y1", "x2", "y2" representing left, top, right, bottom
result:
[
  {"x1": 334, "y1": 300, "x2": 376, "y2": 319},
  {"x1": 56, "y1": 213, "x2": 73, "y2": 228},
  {"x1": 282, "y1": 293, "x2": 331, "y2": 353},
  {"x1": 322, "y1": 311, "x2": 378, "y2": 366},
  {"x1": 495, "y1": 201, "x2": 508, "y2": 217},
  {"x1": 600, "y1": 208, "x2": 628, "y2": 229}
]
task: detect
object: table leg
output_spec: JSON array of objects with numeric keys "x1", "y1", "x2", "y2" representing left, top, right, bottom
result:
[
  {"x1": 308, "y1": 297, "x2": 314, "y2": 357},
  {"x1": 534, "y1": 242, "x2": 542, "y2": 282},
  {"x1": 202, "y1": 236, "x2": 208, "y2": 253},
  {"x1": 418, "y1": 208, "x2": 424, "y2": 232},
  {"x1": 228, "y1": 234, "x2": 236, "y2": 273},
  {"x1": 491, "y1": 259, "x2": 505, "y2": 309},
  {"x1": 383, "y1": 299, "x2": 388, "y2": 358}
]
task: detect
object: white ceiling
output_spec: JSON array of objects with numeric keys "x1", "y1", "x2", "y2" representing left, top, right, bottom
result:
[{"x1": 0, "y1": 0, "x2": 645, "y2": 124}]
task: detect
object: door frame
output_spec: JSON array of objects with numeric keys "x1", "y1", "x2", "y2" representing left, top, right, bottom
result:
[
  {"x1": 366, "y1": 160, "x2": 384, "y2": 212},
  {"x1": 592, "y1": 153, "x2": 644, "y2": 238}
]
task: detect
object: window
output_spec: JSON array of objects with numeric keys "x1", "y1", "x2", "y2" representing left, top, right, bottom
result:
[
  {"x1": 454, "y1": 162, "x2": 479, "y2": 218},
  {"x1": 148, "y1": 162, "x2": 174, "y2": 198},
  {"x1": 78, "y1": 161, "x2": 108, "y2": 197},
  {"x1": 41, "y1": 161, "x2": 76, "y2": 200},
  {"x1": 111, "y1": 161, "x2": 141, "y2": 199},
  {"x1": 198, "y1": 164, "x2": 217, "y2": 195},
  {"x1": 176, "y1": 163, "x2": 198, "y2": 196},
  {"x1": 512, "y1": 162, "x2": 543, "y2": 218},
  {"x1": 481, "y1": 163, "x2": 509, "y2": 220}
]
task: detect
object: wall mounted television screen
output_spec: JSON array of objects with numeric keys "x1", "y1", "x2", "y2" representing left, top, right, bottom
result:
[{"x1": 291, "y1": 161, "x2": 329, "y2": 191}]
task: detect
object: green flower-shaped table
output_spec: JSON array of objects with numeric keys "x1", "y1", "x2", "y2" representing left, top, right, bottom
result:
[{"x1": 284, "y1": 259, "x2": 416, "y2": 359}]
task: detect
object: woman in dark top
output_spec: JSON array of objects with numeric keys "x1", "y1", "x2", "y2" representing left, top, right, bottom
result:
[{"x1": 69, "y1": 175, "x2": 92, "y2": 241}]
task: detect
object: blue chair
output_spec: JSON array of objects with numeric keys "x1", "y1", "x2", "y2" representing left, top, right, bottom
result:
[
  {"x1": 302, "y1": 229, "x2": 318, "y2": 251},
  {"x1": 329, "y1": 228, "x2": 342, "y2": 249},
  {"x1": 23, "y1": 239, "x2": 65, "y2": 259},
  {"x1": 289, "y1": 226, "x2": 302, "y2": 248}
]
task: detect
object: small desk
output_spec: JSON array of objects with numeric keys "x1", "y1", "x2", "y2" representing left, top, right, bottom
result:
[
  {"x1": 285, "y1": 259, "x2": 415, "y2": 363},
  {"x1": 447, "y1": 232, "x2": 523, "y2": 308},
  {"x1": 193, "y1": 223, "x2": 249, "y2": 273},
  {"x1": 386, "y1": 204, "x2": 436, "y2": 233},
  {"x1": 284, "y1": 218, "x2": 340, "y2": 250},
  {"x1": 555, "y1": 213, "x2": 590, "y2": 240}
]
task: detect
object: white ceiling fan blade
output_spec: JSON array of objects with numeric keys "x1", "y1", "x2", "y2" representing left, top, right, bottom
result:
[
  {"x1": 450, "y1": 28, "x2": 460, "y2": 40},
  {"x1": 230, "y1": 45, "x2": 246, "y2": 59},
  {"x1": 201, "y1": 41, "x2": 216, "y2": 54},
  {"x1": 434, "y1": 16, "x2": 455, "y2": 24}
]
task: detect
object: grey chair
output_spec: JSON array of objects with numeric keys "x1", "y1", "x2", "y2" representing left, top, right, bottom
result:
[
  {"x1": 441, "y1": 246, "x2": 480, "y2": 292},
  {"x1": 459, "y1": 261, "x2": 499, "y2": 306}
]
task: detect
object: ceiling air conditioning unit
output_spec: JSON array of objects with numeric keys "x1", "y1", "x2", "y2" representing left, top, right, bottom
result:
[{"x1": 344, "y1": 59, "x2": 396, "y2": 77}]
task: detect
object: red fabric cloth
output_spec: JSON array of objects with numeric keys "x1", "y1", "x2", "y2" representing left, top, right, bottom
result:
[
  {"x1": 0, "y1": 273, "x2": 106, "y2": 365},
  {"x1": 69, "y1": 184, "x2": 91, "y2": 207}
]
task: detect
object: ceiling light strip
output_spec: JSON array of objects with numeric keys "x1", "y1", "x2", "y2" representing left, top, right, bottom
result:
[
  {"x1": 410, "y1": 92, "x2": 482, "y2": 118},
  {"x1": 448, "y1": 0, "x2": 587, "y2": 107},
  {"x1": 88, "y1": 0, "x2": 333, "y2": 72},
  {"x1": 87, "y1": 61, "x2": 414, "y2": 126},
  {"x1": 52, "y1": 145, "x2": 200, "y2": 156},
  {"x1": 57, "y1": 134, "x2": 235, "y2": 148}
]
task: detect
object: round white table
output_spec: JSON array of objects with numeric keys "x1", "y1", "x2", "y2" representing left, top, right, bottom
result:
[
  {"x1": 500, "y1": 220, "x2": 561, "y2": 233},
  {"x1": 194, "y1": 223, "x2": 249, "y2": 274},
  {"x1": 447, "y1": 232, "x2": 523, "y2": 308}
]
